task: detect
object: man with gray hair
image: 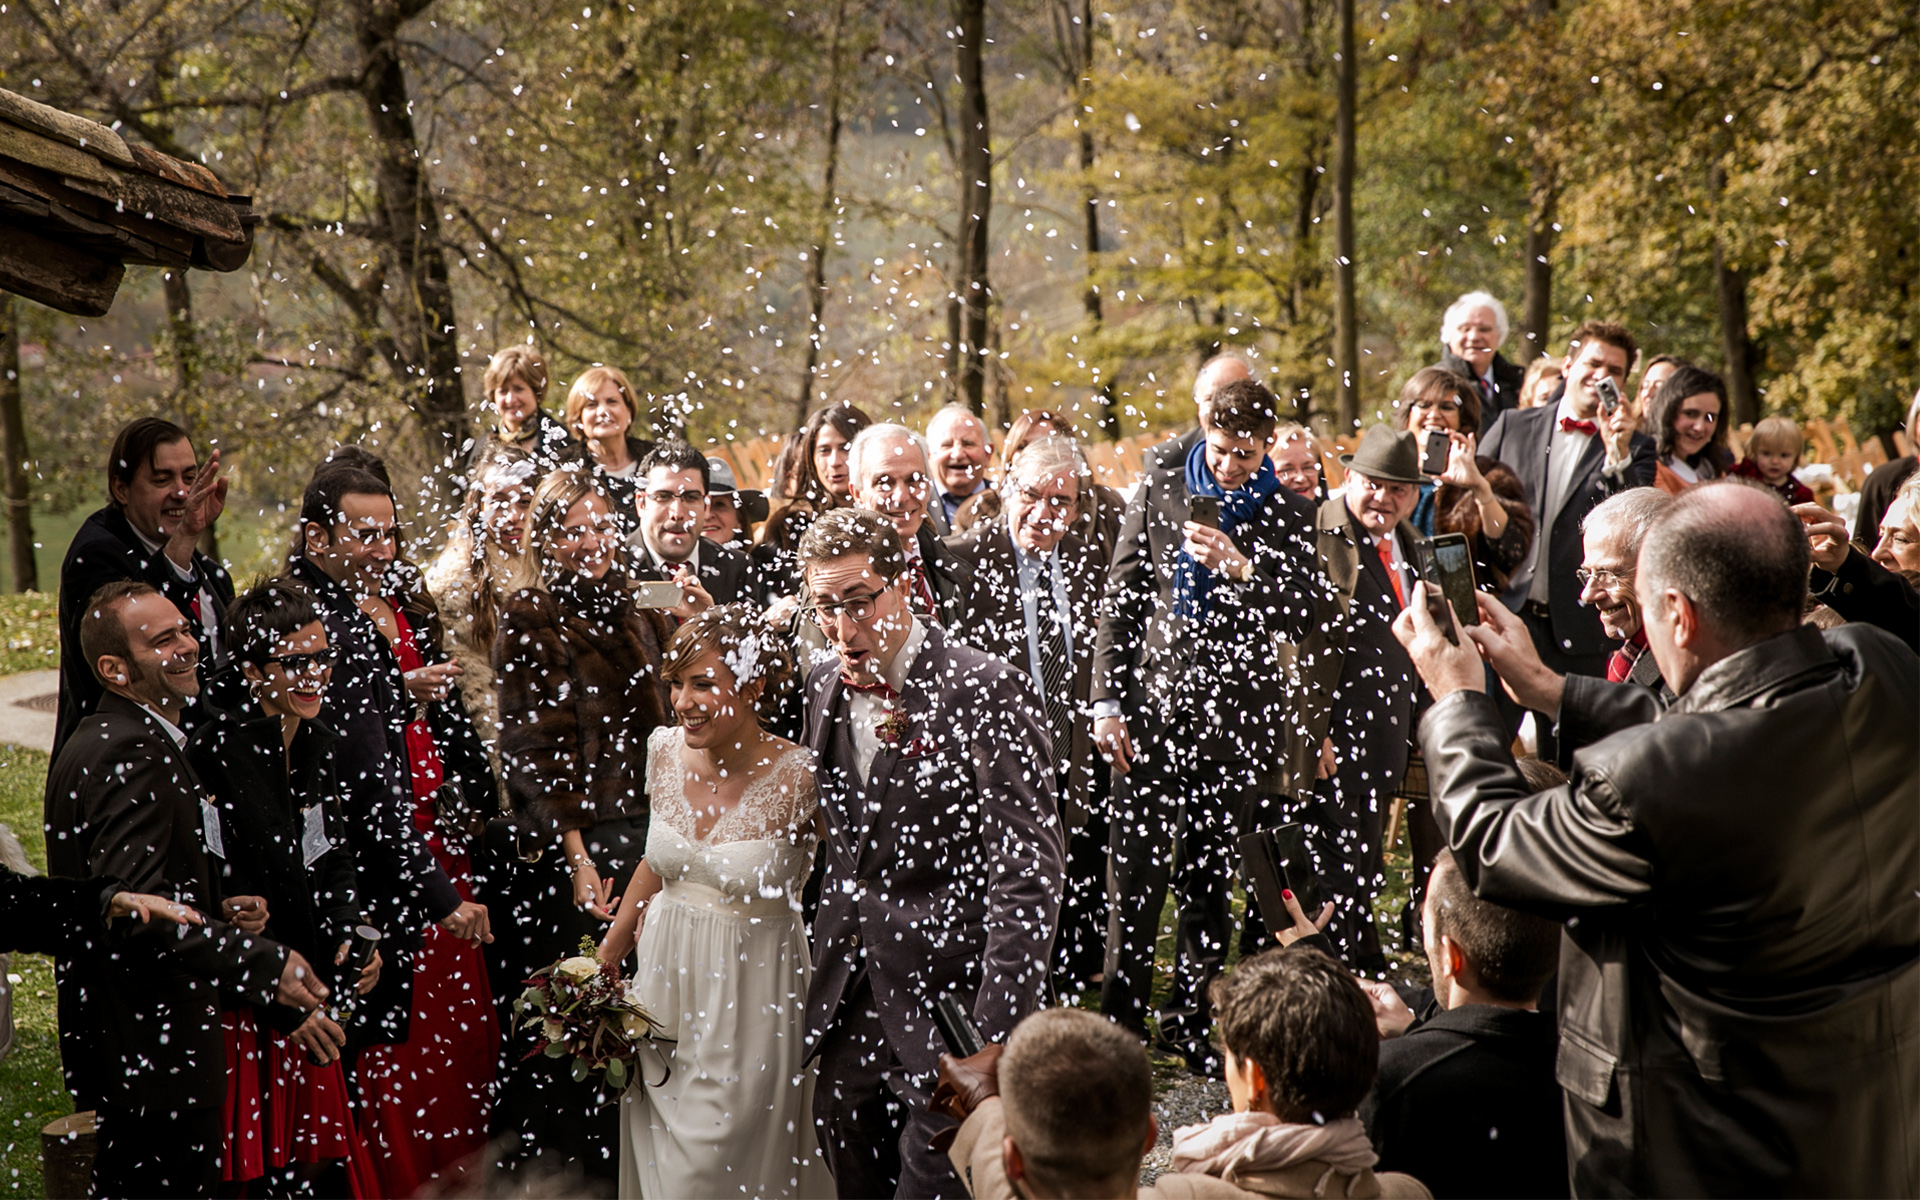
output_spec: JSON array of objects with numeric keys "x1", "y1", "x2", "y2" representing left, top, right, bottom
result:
[
  {"x1": 946, "y1": 435, "x2": 1109, "y2": 984},
  {"x1": 925, "y1": 404, "x2": 993, "y2": 535},
  {"x1": 849, "y1": 422, "x2": 971, "y2": 628},
  {"x1": 1431, "y1": 290, "x2": 1523, "y2": 425},
  {"x1": 1471, "y1": 487, "x2": 1675, "y2": 765},
  {"x1": 1395, "y1": 480, "x2": 1919, "y2": 1196}
]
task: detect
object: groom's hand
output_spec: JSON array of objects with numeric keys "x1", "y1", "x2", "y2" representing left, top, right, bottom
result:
[{"x1": 931, "y1": 1044, "x2": 1004, "y2": 1121}]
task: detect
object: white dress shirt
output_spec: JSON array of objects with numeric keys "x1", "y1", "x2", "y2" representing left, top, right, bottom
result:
[{"x1": 846, "y1": 617, "x2": 926, "y2": 787}]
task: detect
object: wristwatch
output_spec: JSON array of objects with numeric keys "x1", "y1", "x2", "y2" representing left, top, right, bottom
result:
[{"x1": 1234, "y1": 556, "x2": 1255, "y2": 583}]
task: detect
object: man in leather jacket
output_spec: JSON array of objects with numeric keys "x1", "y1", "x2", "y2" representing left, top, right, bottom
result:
[{"x1": 1393, "y1": 481, "x2": 1918, "y2": 1197}]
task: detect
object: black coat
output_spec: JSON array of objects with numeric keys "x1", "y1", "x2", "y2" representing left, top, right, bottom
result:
[
  {"x1": 43, "y1": 693, "x2": 290, "y2": 1111},
  {"x1": 1361, "y1": 1000, "x2": 1569, "y2": 1199},
  {"x1": 186, "y1": 703, "x2": 360, "y2": 1031},
  {"x1": 1420, "y1": 623, "x2": 1920, "y2": 1197},
  {"x1": 55, "y1": 505, "x2": 234, "y2": 753},
  {"x1": 1479, "y1": 405, "x2": 1656, "y2": 659},
  {"x1": 1810, "y1": 545, "x2": 1920, "y2": 652},
  {"x1": 1853, "y1": 454, "x2": 1916, "y2": 551},
  {"x1": 626, "y1": 532, "x2": 754, "y2": 607},
  {"x1": 288, "y1": 560, "x2": 460, "y2": 969},
  {"x1": 1091, "y1": 429, "x2": 1327, "y2": 762},
  {"x1": 1435, "y1": 347, "x2": 1526, "y2": 429},
  {"x1": 0, "y1": 868, "x2": 120, "y2": 957}
]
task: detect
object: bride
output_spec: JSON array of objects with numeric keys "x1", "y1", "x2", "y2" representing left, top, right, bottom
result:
[{"x1": 598, "y1": 603, "x2": 835, "y2": 1199}]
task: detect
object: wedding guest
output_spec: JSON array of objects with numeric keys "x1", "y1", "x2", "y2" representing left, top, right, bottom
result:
[
  {"x1": 799, "y1": 507, "x2": 1062, "y2": 1198},
  {"x1": 55, "y1": 417, "x2": 233, "y2": 752},
  {"x1": 45, "y1": 581, "x2": 327, "y2": 1198},
  {"x1": 562, "y1": 365, "x2": 656, "y2": 533},
  {"x1": 703, "y1": 456, "x2": 769, "y2": 547},
  {"x1": 847, "y1": 423, "x2": 972, "y2": 629},
  {"x1": 1515, "y1": 355, "x2": 1562, "y2": 410},
  {"x1": 925, "y1": 404, "x2": 993, "y2": 535},
  {"x1": 1431, "y1": 290, "x2": 1522, "y2": 425},
  {"x1": 1633, "y1": 353, "x2": 1684, "y2": 414},
  {"x1": 598, "y1": 605, "x2": 832, "y2": 1198},
  {"x1": 1854, "y1": 386, "x2": 1920, "y2": 550},
  {"x1": 188, "y1": 580, "x2": 383, "y2": 1195},
  {"x1": 1648, "y1": 366, "x2": 1731, "y2": 492},
  {"x1": 493, "y1": 464, "x2": 674, "y2": 1184},
  {"x1": 626, "y1": 441, "x2": 752, "y2": 610},
  {"x1": 1869, "y1": 473, "x2": 1920, "y2": 575},
  {"x1": 756, "y1": 404, "x2": 873, "y2": 602},
  {"x1": 471, "y1": 344, "x2": 574, "y2": 471},
  {"x1": 948, "y1": 410, "x2": 1127, "y2": 565},
  {"x1": 1270, "y1": 422, "x2": 1324, "y2": 501},
  {"x1": 1393, "y1": 368, "x2": 1534, "y2": 592},
  {"x1": 1730, "y1": 415, "x2": 1815, "y2": 504}
]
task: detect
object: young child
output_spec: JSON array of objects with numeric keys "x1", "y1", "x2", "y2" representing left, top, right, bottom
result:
[{"x1": 1731, "y1": 415, "x2": 1815, "y2": 505}]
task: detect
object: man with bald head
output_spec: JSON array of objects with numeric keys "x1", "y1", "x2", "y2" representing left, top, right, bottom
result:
[
  {"x1": 1394, "y1": 480, "x2": 1919, "y2": 1197},
  {"x1": 925, "y1": 405, "x2": 993, "y2": 535}
]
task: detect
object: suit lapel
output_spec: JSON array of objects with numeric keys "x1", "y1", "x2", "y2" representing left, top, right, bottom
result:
[{"x1": 856, "y1": 629, "x2": 943, "y2": 858}]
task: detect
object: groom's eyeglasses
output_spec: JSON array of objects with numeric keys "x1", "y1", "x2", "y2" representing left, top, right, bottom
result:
[{"x1": 804, "y1": 590, "x2": 886, "y2": 627}]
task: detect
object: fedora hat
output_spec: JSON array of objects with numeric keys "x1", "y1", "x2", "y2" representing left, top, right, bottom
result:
[{"x1": 1338, "y1": 424, "x2": 1425, "y2": 486}]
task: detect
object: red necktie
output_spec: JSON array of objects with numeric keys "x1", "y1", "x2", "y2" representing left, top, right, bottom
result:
[
  {"x1": 1377, "y1": 538, "x2": 1406, "y2": 609},
  {"x1": 908, "y1": 560, "x2": 938, "y2": 620},
  {"x1": 1560, "y1": 417, "x2": 1598, "y2": 436},
  {"x1": 189, "y1": 592, "x2": 202, "y2": 622}
]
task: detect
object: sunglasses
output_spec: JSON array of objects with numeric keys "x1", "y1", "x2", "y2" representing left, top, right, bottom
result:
[{"x1": 265, "y1": 648, "x2": 338, "y2": 674}]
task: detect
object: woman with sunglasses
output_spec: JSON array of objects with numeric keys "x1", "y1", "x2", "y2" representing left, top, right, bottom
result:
[
  {"x1": 1391, "y1": 366, "x2": 1535, "y2": 595},
  {"x1": 188, "y1": 579, "x2": 382, "y2": 1195},
  {"x1": 490, "y1": 464, "x2": 675, "y2": 1184}
]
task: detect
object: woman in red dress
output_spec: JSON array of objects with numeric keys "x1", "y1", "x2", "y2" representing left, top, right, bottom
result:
[{"x1": 353, "y1": 559, "x2": 502, "y2": 1198}]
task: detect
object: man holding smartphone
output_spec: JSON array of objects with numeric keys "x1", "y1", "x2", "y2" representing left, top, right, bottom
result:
[
  {"x1": 1479, "y1": 319, "x2": 1655, "y2": 759},
  {"x1": 626, "y1": 441, "x2": 752, "y2": 617}
]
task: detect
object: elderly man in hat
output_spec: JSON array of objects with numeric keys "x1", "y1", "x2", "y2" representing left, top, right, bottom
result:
[{"x1": 1277, "y1": 424, "x2": 1434, "y2": 972}]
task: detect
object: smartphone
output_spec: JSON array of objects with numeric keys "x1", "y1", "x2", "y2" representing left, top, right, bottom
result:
[
  {"x1": 1595, "y1": 377, "x2": 1622, "y2": 416},
  {"x1": 1421, "y1": 430, "x2": 1451, "y2": 476},
  {"x1": 1417, "y1": 533, "x2": 1480, "y2": 641},
  {"x1": 932, "y1": 992, "x2": 986, "y2": 1058},
  {"x1": 629, "y1": 580, "x2": 684, "y2": 609},
  {"x1": 1188, "y1": 496, "x2": 1220, "y2": 529},
  {"x1": 1239, "y1": 823, "x2": 1327, "y2": 934}
]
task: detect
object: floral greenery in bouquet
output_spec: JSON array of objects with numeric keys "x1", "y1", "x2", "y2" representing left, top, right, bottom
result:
[{"x1": 513, "y1": 936, "x2": 670, "y2": 1092}]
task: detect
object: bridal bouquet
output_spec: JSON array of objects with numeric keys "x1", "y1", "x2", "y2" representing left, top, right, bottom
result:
[{"x1": 514, "y1": 936, "x2": 670, "y2": 1091}]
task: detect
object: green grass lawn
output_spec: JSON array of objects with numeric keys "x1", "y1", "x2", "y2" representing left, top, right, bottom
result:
[
  {"x1": 0, "y1": 745, "x2": 64, "y2": 1200},
  {"x1": 0, "y1": 596, "x2": 58, "y2": 679}
]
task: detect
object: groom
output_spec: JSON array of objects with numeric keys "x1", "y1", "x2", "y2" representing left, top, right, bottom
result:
[{"x1": 799, "y1": 507, "x2": 1064, "y2": 1199}]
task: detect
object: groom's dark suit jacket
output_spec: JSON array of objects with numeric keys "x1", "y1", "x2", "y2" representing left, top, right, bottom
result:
[{"x1": 803, "y1": 623, "x2": 1064, "y2": 1077}]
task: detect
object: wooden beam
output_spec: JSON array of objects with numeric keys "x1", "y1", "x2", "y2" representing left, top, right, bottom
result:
[{"x1": 0, "y1": 224, "x2": 124, "y2": 316}]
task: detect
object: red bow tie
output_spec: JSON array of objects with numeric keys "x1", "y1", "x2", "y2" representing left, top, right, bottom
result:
[
  {"x1": 841, "y1": 677, "x2": 898, "y2": 700},
  {"x1": 1560, "y1": 417, "x2": 1599, "y2": 436}
]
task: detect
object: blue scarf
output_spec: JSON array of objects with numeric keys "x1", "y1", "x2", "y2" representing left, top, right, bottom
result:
[{"x1": 1172, "y1": 441, "x2": 1282, "y2": 619}]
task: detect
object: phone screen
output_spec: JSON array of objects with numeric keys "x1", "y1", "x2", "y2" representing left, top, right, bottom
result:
[
  {"x1": 1429, "y1": 533, "x2": 1480, "y2": 628},
  {"x1": 629, "y1": 580, "x2": 684, "y2": 609}
]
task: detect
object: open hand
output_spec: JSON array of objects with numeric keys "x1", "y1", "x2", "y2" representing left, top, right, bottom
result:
[
  {"x1": 1181, "y1": 523, "x2": 1251, "y2": 576},
  {"x1": 404, "y1": 662, "x2": 463, "y2": 704},
  {"x1": 1462, "y1": 596, "x2": 1565, "y2": 717},
  {"x1": 109, "y1": 891, "x2": 204, "y2": 927}
]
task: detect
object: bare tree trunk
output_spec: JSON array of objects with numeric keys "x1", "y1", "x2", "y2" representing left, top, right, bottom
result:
[
  {"x1": 1331, "y1": 0, "x2": 1358, "y2": 428},
  {"x1": 1521, "y1": 164, "x2": 1555, "y2": 356},
  {"x1": 354, "y1": 0, "x2": 465, "y2": 472},
  {"x1": 953, "y1": 0, "x2": 992, "y2": 416},
  {"x1": 795, "y1": 0, "x2": 849, "y2": 431},
  {"x1": 162, "y1": 267, "x2": 199, "y2": 396},
  {"x1": 0, "y1": 297, "x2": 36, "y2": 593},
  {"x1": 1713, "y1": 241, "x2": 1759, "y2": 426}
]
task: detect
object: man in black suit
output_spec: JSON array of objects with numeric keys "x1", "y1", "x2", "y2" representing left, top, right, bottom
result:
[
  {"x1": 1431, "y1": 290, "x2": 1526, "y2": 427},
  {"x1": 289, "y1": 465, "x2": 489, "y2": 1046},
  {"x1": 944, "y1": 434, "x2": 1108, "y2": 985},
  {"x1": 44, "y1": 581, "x2": 329, "y2": 1198},
  {"x1": 625, "y1": 440, "x2": 752, "y2": 613},
  {"x1": 1362, "y1": 850, "x2": 1567, "y2": 1199},
  {"x1": 1283, "y1": 425, "x2": 1432, "y2": 973},
  {"x1": 799, "y1": 507, "x2": 1063, "y2": 1200},
  {"x1": 848, "y1": 422, "x2": 972, "y2": 628},
  {"x1": 1092, "y1": 379, "x2": 1326, "y2": 1065},
  {"x1": 1480, "y1": 318, "x2": 1655, "y2": 756},
  {"x1": 55, "y1": 417, "x2": 234, "y2": 753}
]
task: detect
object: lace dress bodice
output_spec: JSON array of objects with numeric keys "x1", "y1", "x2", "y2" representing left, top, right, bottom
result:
[{"x1": 642, "y1": 726, "x2": 818, "y2": 910}]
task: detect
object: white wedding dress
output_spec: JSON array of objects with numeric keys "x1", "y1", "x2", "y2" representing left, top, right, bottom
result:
[{"x1": 618, "y1": 726, "x2": 836, "y2": 1199}]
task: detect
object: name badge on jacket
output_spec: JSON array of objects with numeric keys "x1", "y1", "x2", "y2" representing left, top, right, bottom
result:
[
  {"x1": 200, "y1": 797, "x2": 226, "y2": 859},
  {"x1": 301, "y1": 804, "x2": 333, "y2": 869}
]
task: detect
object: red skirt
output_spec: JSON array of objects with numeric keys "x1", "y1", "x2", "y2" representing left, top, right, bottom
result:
[{"x1": 222, "y1": 1010, "x2": 380, "y2": 1194}]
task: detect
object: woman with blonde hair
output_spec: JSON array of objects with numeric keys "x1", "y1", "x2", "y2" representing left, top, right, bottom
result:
[
  {"x1": 489, "y1": 464, "x2": 675, "y2": 1184},
  {"x1": 598, "y1": 603, "x2": 832, "y2": 1199},
  {"x1": 562, "y1": 365, "x2": 656, "y2": 533}
]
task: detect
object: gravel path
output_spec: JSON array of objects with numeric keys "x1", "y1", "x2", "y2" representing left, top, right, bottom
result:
[
  {"x1": 1140, "y1": 1073, "x2": 1231, "y2": 1185},
  {"x1": 0, "y1": 669, "x2": 57, "y2": 752}
]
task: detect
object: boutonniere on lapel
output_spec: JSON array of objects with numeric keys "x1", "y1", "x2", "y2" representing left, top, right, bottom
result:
[{"x1": 875, "y1": 705, "x2": 910, "y2": 748}]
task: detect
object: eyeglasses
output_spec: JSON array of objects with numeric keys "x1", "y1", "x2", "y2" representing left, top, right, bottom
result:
[
  {"x1": 646, "y1": 490, "x2": 707, "y2": 506},
  {"x1": 804, "y1": 590, "x2": 886, "y2": 626},
  {"x1": 265, "y1": 647, "x2": 338, "y2": 674},
  {"x1": 1274, "y1": 462, "x2": 1320, "y2": 480},
  {"x1": 865, "y1": 472, "x2": 929, "y2": 495},
  {"x1": 1017, "y1": 487, "x2": 1075, "y2": 513},
  {"x1": 1574, "y1": 566, "x2": 1632, "y2": 589}
]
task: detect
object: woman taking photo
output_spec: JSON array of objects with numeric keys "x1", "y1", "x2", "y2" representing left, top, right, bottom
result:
[
  {"x1": 1393, "y1": 366, "x2": 1534, "y2": 594},
  {"x1": 562, "y1": 366, "x2": 656, "y2": 533},
  {"x1": 597, "y1": 604, "x2": 832, "y2": 1199},
  {"x1": 493, "y1": 464, "x2": 674, "y2": 1183},
  {"x1": 1647, "y1": 364, "x2": 1731, "y2": 493}
]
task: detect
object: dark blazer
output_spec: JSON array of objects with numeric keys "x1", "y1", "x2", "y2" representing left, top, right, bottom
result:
[
  {"x1": 803, "y1": 623, "x2": 1064, "y2": 1074},
  {"x1": 913, "y1": 523, "x2": 973, "y2": 629},
  {"x1": 626, "y1": 533, "x2": 753, "y2": 607},
  {"x1": 0, "y1": 868, "x2": 121, "y2": 957},
  {"x1": 288, "y1": 559, "x2": 461, "y2": 952},
  {"x1": 494, "y1": 573, "x2": 673, "y2": 835},
  {"x1": 43, "y1": 693, "x2": 289, "y2": 1111},
  {"x1": 1361, "y1": 1001, "x2": 1568, "y2": 1199},
  {"x1": 1435, "y1": 347, "x2": 1525, "y2": 429},
  {"x1": 1092, "y1": 430, "x2": 1326, "y2": 763},
  {"x1": 1810, "y1": 545, "x2": 1920, "y2": 652},
  {"x1": 943, "y1": 519, "x2": 1104, "y2": 823},
  {"x1": 186, "y1": 702, "x2": 360, "y2": 1031},
  {"x1": 1273, "y1": 498, "x2": 1427, "y2": 794},
  {"x1": 55, "y1": 505, "x2": 235, "y2": 752},
  {"x1": 1479, "y1": 404, "x2": 1656, "y2": 659},
  {"x1": 1420, "y1": 623, "x2": 1920, "y2": 1197}
]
